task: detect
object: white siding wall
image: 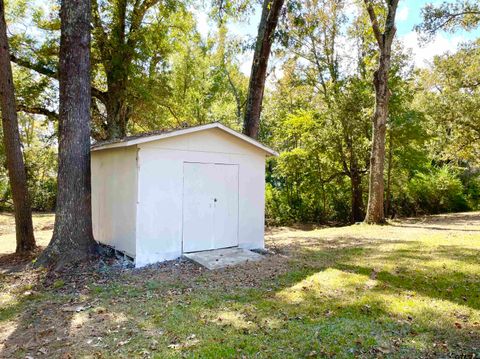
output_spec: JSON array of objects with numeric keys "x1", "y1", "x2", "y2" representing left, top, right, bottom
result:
[
  {"x1": 91, "y1": 146, "x2": 138, "y2": 256},
  {"x1": 135, "y1": 128, "x2": 266, "y2": 267}
]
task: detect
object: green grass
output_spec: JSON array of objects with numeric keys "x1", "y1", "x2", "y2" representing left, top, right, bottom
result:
[{"x1": 1, "y1": 212, "x2": 480, "y2": 358}]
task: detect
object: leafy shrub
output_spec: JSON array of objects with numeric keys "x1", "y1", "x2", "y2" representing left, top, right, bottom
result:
[
  {"x1": 29, "y1": 178, "x2": 57, "y2": 211},
  {"x1": 406, "y1": 166, "x2": 469, "y2": 214}
]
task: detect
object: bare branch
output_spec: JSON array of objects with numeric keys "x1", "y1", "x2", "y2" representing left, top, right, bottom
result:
[
  {"x1": 10, "y1": 54, "x2": 57, "y2": 78},
  {"x1": 17, "y1": 104, "x2": 58, "y2": 120}
]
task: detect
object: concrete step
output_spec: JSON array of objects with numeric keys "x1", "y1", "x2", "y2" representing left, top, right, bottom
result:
[{"x1": 183, "y1": 247, "x2": 263, "y2": 270}]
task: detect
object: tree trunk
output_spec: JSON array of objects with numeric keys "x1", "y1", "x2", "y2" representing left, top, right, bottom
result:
[
  {"x1": 350, "y1": 170, "x2": 364, "y2": 223},
  {"x1": 104, "y1": 38, "x2": 130, "y2": 139},
  {"x1": 0, "y1": 0, "x2": 36, "y2": 253},
  {"x1": 385, "y1": 130, "x2": 393, "y2": 217},
  {"x1": 243, "y1": 0, "x2": 284, "y2": 139},
  {"x1": 36, "y1": 0, "x2": 97, "y2": 268},
  {"x1": 364, "y1": 60, "x2": 389, "y2": 224},
  {"x1": 106, "y1": 87, "x2": 128, "y2": 139},
  {"x1": 363, "y1": 0, "x2": 398, "y2": 224}
]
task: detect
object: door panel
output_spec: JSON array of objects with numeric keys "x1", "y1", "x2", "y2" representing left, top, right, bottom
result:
[
  {"x1": 182, "y1": 163, "x2": 215, "y2": 252},
  {"x1": 182, "y1": 162, "x2": 239, "y2": 253},
  {"x1": 213, "y1": 164, "x2": 238, "y2": 249}
]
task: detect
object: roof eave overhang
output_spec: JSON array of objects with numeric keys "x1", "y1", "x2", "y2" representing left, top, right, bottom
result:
[{"x1": 91, "y1": 123, "x2": 278, "y2": 156}]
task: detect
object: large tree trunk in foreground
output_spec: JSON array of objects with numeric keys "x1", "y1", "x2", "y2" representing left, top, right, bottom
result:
[
  {"x1": 243, "y1": 0, "x2": 284, "y2": 139},
  {"x1": 36, "y1": 0, "x2": 97, "y2": 268},
  {"x1": 0, "y1": 0, "x2": 35, "y2": 253},
  {"x1": 363, "y1": 0, "x2": 398, "y2": 224}
]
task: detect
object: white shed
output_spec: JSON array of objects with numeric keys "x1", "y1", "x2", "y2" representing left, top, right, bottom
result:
[{"x1": 90, "y1": 123, "x2": 277, "y2": 267}]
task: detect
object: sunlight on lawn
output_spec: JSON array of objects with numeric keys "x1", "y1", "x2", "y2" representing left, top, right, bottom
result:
[
  {"x1": 1, "y1": 212, "x2": 480, "y2": 357},
  {"x1": 276, "y1": 268, "x2": 375, "y2": 304},
  {"x1": 210, "y1": 309, "x2": 257, "y2": 329},
  {"x1": 0, "y1": 212, "x2": 54, "y2": 254}
]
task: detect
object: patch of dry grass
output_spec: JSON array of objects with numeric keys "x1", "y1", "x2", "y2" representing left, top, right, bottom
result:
[{"x1": 0, "y1": 213, "x2": 54, "y2": 254}]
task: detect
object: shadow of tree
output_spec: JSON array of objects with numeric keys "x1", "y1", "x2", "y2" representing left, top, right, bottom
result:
[
  {"x1": 389, "y1": 224, "x2": 480, "y2": 232},
  {"x1": 1, "y1": 226, "x2": 480, "y2": 358},
  {"x1": 0, "y1": 257, "x2": 130, "y2": 358}
]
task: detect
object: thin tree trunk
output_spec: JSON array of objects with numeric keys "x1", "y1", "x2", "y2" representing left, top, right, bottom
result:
[
  {"x1": 243, "y1": 0, "x2": 284, "y2": 139},
  {"x1": 36, "y1": 0, "x2": 97, "y2": 268},
  {"x1": 0, "y1": 0, "x2": 35, "y2": 253},
  {"x1": 363, "y1": 0, "x2": 398, "y2": 224},
  {"x1": 350, "y1": 171, "x2": 364, "y2": 223},
  {"x1": 385, "y1": 130, "x2": 393, "y2": 217}
]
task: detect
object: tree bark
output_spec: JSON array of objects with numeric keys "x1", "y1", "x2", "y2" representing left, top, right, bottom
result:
[
  {"x1": 385, "y1": 130, "x2": 393, "y2": 217},
  {"x1": 105, "y1": 81, "x2": 128, "y2": 139},
  {"x1": 365, "y1": 64, "x2": 389, "y2": 223},
  {"x1": 0, "y1": 0, "x2": 36, "y2": 253},
  {"x1": 36, "y1": 0, "x2": 97, "y2": 268},
  {"x1": 363, "y1": 0, "x2": 398, "y2": 224},
  {"x1": 243, "y1": 0, "x2": 284, "y2": 139}
]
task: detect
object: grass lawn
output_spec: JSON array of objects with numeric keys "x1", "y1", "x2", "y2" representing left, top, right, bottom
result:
[
  {"x1": 0, "y1": 212, "x2": 54, "y2": 254},
  {"x1": 1, "y1": 212, "x2": 480, "y2": 358}
]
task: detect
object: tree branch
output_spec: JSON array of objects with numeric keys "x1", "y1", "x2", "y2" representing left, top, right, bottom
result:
[
  {"x1": 91, "y1": 87, "x2": 108, "y2": 104},
  {"x1": 127, "y1": 0, "x2": 161, "y2": 49},
  {"x1": 384, "y1": 0, "x2": 399, "y2": 49},
  {"x1": 10, "y1": 54, "x2": 57, "y2": 78},
  {"x1": 10, "y1": 54, "x2": 108, "y2": 104},
  {"x1": 91, "y1": 0, "x2": 110, "y2": 62},
  {"x1": 364, "y1": 0, "x2": 383, "y2": 48},
  {"x1": 17, "y1": 104, "x2": 58, "y2": 120},
  {"x1": 431, "y1": 10, "x2": 480, "y2": 34}
]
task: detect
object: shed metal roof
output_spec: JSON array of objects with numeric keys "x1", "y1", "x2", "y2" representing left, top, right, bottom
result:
[{"x1": 91, "y1": 122, "x2": 278, "y2": 156}]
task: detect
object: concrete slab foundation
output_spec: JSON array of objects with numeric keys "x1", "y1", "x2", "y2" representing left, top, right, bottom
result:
[{"x1": 183, "y1": 248, "x2": 264, "y2": 270}]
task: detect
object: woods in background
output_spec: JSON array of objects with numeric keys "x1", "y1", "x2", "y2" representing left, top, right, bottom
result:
[{"x1": 0, "y1": 0, "x2": 479, "y2": 235}]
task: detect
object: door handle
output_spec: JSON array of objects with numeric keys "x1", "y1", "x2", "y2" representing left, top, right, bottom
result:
[{"x1": 214, "y1": 198, "x2": 217, "y2": 202}]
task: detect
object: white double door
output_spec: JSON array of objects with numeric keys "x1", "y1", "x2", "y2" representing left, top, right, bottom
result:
[{"x1": 182, "y1": 162, "x2": 239, "y2": 253}]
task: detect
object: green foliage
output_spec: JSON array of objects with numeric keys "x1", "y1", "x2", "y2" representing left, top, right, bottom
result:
[
  {"x1": 417, "y1": 0, "x2": 480, "y2": 39},
  {"x1": 416, "y1": 40, "x2": 480, "y2": 166},
  {"x1": 263, "y1": 2, "x2": 480, "y2": 224},
  {"x1": 462, "y1": 170, "x2": 480, "y2": 210},
  {"x1": 404, "y1": 166, "x2": 469, "y2": 215},
  {"x1": 265, "y1": 110, "x2": 341, "y2": 224},
  {"x1": 1, "y1": 0, "x2": 479, "y2": 219},
  {"x1": 0, "y1": 110, "x2": 57, "y2": 212}
]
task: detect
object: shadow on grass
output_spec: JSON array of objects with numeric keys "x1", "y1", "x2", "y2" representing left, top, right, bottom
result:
[
  {"x1": 389, "y1": 223, "x2": 480, "y2": 232},
  {"x1": 0, "y1": 254, "x2": 133, "y2": 358},
  {"x1": 1, "y1": 232, "x2": 479, "y2": 357}
]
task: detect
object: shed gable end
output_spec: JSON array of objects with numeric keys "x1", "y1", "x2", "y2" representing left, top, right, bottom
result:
[{"x1": 138, "y1": 127, "x2": 268, "y2": 157}]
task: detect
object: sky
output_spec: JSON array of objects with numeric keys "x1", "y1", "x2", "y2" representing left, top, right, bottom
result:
[
  {"x1": 396, "y1": 0, "x2": 479, "y2": 68},
  {"x1": 194, "y1": 0, "x2": 480, "y2": 74}
]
